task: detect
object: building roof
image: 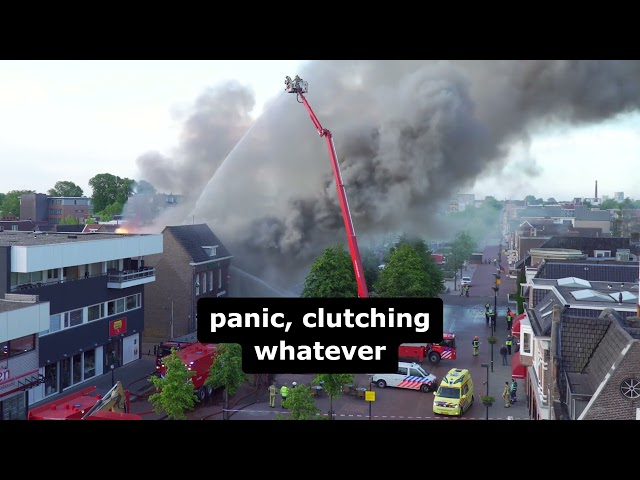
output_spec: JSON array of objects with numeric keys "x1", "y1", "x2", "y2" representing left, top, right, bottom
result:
[
  {"x1": 164, "y1": 224, "x2": 232, "y2": 263},
  {"x1": 0, "y1": 230, "x2": 147, "y2": 247},
  {"x1": 573, "y1": 205, "x2": 611, "y2": 221},
  {"x1": 540, "y1": 235, "x2": 630, "y2": 254},
  {"x1": 537, "y1": 259, "x2": 639, "y2": 284}
]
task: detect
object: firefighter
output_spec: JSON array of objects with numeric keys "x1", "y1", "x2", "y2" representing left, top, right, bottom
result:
[
  {"x1": 510, "y1": 379, "x2": 518, "y2": 404},
  {"x1": 268, "y1": 381, "x2": 277, "y2": 408},
  {"x1": 485, "y1": 302, "x2": 491, "y2": 312},
  {"x1": 280, "y1": 384, "x2": 289, "y2": 408},
  {"x1": 506, "y1": 309, "x2": 513, "y2": 331},
  {"x1": 502, "y1": 381, "x2": 511, "y2": 408},
  {"x1": 472, "y1": 336, "x2": 479, "y2": 356},
  {"x1": 506, "y1": 336, "x2": 513, "y2": 355}
]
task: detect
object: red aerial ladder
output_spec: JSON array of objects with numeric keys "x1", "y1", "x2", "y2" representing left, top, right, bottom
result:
[{"x1": 285, "y1": 75, "x2": 369, "y2": 298}]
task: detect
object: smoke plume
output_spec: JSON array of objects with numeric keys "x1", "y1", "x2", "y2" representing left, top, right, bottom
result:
[{"x1": 134, "y1": 60, "x2": 640, "y2": 293}]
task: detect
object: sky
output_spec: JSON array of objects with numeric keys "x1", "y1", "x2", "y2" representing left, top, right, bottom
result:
[{"x1": 0, "y1": 60, "x2": 639, "y2": 203}]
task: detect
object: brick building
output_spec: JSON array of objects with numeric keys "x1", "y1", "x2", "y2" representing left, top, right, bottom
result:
[{"x1": 142, "y1": 224, "x2": 232, "y2": 354}]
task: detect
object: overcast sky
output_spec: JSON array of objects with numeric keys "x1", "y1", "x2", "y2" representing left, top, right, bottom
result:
[{"x1": 0, "y1": 60, "x2": 638, "y2": 202}]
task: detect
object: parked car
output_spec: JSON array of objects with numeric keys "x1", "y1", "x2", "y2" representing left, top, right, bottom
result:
[{"x1": 460, "y1": 276, "x2": 472, "y2": 287}]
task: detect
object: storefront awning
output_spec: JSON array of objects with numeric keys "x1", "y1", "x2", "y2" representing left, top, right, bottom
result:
[
  {"x1": 511, "y1": 313, "x2": 525, "y2": 337},
  {"x1": 512, "y1": 351, "x2": 526, "y2": 380}
]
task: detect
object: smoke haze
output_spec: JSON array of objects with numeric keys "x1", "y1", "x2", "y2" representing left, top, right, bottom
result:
[{"x1": 133, "y1": 60, "x2": 640, "y2": 293}]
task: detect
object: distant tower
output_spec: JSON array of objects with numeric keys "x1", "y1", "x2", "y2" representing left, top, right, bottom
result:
[{"x1": 595, "y1": 180, "x2": 598, "y2": 200}]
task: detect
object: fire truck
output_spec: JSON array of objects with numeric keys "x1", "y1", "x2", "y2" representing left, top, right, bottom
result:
[
  {"x1": 154, "y1": 340, "x2": 194, "y2": 375},
  {"x1": 157, "y1": 341, "x2": 218, "y2": 402},
  {"x1": 27, "y1": 381, "x2": 142, "y2": 420},
  {"x1": 399, "y1": 332, "x2": 457, "y2": 365},
  {"x1": 286, "y1": 75, "x2": 368, "y2": 298}
]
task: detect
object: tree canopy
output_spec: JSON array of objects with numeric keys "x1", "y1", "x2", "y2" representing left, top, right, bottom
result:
[
  {"x1": 301, "y1": 244, "x2": 357, "y2": 298},
  {"x1": 205, "y1": 343, "x2": 247, "y2": 397},
  {"x1": 0, "y1": 190, "x2": 34, "y2": 219},
  {"x1": 48, "y1": 180, "x2": 83, "y2": 197},
  {"x1": 375, "y1": 243, "x2": 436, "y2": 297},
  {"x1": 147, "y1": 349, "x2": 197, "y2": 420},
  {"x1": 88, "y1": 173, "x2": 134, "y2": 214}
]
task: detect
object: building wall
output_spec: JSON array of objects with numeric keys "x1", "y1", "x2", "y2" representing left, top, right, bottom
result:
[
  {"x1": 516, "y1": 237, "x2": 548, "y2": 263},
  {"x1": 582, "y1": 342, "x2": 640, "y2": 420},
  {"x1": 574, "y1": 219, "x2": 610, "y2": 234},
  {"x1": 143, "y1": 232, "x2": 193, "y2": 347}
]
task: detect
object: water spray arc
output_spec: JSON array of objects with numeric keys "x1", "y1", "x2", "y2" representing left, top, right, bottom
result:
[{"x1": 285, "y1": 75, "x2": 369, "y2": 298}]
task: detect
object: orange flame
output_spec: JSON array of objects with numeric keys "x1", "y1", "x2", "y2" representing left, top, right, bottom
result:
[{"x1": 115, "y1": 227, "x2": 129, "y2": 234}]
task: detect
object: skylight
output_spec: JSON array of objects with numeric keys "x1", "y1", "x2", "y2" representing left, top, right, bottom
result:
[
  {"x1": 608, "y1": 291, "x2": 638, "y2": 302},
  {"x1": 571, "y1": 289, "x2": 615, "y2": 302},
  {"x1": 557, "y1": 277, "x2": 591, "y2": 288}
]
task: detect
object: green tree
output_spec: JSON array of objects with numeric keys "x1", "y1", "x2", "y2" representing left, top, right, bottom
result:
[
  {"x1": 96, "y1": 201, "x2": 125, "y2": 222},
  {"x1": 375, "y1": 243, "x2": 434, "y2": 297},
  {"x1": 205, "y1": 343, "x2": 247, "y2": 397},
  {"x1": 546, "y1": 197, "x2": 557, "y2": 204},
  {"x1": 301, "y1": 244, "x2": 357, "y2": 298},
  {"x1": 393, "y1": 234, "x2": 444, "y2": 296},
  {"x1": 313, "y1": 373, "x2": 354, "y2": 420},
  {"x1": 133, "y1": 179, "x2": 157, "y2": 195},
  {"x1": 1, "y1": 190, "x2": 34, "y2": 219},
  {"x1": 0, "y1": 193, "x2": 6, "y2": 208},
  {"x1": 88, "y1": 173, "x2": 134, "y2": 213},
  {"x1": 47, "y1": 180, "x2": 84, "y2": 197},
  {"x1": 278, "y1": 384, "x2": 321, "y2": 420},
  {"x1": 599, "y1": 199, "x2": 620, "y2": 210},
  {"x1": 447, "y1": 231, "x2": 477, "y2": 291},
  {"x1": 147, "y1": 349, "x2": 197, "y2": 420},
  {"x1": 60, "y1": 214, "x2": 79, "y2": 225}
]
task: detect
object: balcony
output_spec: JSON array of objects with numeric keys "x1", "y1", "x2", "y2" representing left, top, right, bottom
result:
[{"x1": 107, "y1": 267, "x2": 156, "y2": 289}]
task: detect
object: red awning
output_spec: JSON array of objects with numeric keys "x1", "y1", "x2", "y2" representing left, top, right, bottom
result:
[
  {"x1": 511, "y1": 351, "x2": 526, "y2": 380},
  {"x1": 511, "y1": 313, "x2": 525, "y2": 336}
]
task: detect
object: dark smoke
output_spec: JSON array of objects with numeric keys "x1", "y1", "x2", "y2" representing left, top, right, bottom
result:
[{"x1": 134, "y1": 60, "x2": 640, "y2": 293}]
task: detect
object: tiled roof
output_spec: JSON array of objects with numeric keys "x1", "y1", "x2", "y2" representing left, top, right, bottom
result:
[
  {"x1": 165, "y1": 224, "x2": 232, "y2": 263},
  {"x1": 538, "y1": 260, "x2": 638, "y2": 284},
  {"x1": 574, "y1": 205, "x2": 611, "y2": 221}
]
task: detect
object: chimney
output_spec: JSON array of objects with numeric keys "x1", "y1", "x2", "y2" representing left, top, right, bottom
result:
[{"x1": 595, "y1": 180, "x2": 598, "y2": 199}]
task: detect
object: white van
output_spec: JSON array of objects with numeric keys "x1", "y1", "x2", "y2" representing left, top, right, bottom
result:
[{"x1": 371, "y1": 362, "x2": 438, "y2": 393}]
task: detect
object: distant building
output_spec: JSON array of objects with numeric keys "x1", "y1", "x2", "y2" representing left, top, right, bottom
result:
[
  {"x1": 19, "y1": 193, "x2": 93, "y2": 225},
  {"x1": 614, "y1": 191, "x2": 624, "y2": 202}
]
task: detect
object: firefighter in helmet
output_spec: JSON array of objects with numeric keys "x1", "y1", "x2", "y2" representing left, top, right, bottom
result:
[{"x1": 472, "y1": 336, "x2": 479, "y2": 356}]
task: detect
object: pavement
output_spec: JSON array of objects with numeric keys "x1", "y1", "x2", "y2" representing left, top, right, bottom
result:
[{"x1": 27, "y1": 244, "x2": 529, "y2": 420}]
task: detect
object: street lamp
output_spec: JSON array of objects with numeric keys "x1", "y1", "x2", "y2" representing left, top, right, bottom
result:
[{"x1": 481, "y1": 363, "x2": 489, "y2": 420}]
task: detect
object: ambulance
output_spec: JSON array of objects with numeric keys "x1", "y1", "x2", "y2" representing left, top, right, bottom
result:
[
  {"x1": 432, "y1": 368, "x2": 475, "y2": 416},
  {"x1": 371, "y1": 362, "x2": 437, "y2": 393}
]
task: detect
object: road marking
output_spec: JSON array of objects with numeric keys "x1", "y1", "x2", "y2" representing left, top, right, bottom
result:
[{"x1": 223, "y1": 408, "x2": 527, "y2": 420}]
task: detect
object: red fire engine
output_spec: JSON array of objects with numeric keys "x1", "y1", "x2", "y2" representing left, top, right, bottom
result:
[
  {"x1": 157, "y1": 341, "x2": 218, "y2": 402},
  {"x1": 154, "y1": 340, "x2": 194, "y2": 374},
  {"x1": 399, "y1": 332, "x2": 457, "y2": 364}
]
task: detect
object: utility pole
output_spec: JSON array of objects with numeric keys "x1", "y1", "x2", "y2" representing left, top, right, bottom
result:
[{"x1": 171, "y1": 300, "x2": 174, "y2": 340}]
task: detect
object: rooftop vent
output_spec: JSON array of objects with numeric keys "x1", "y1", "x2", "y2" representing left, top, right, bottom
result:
[
  {"x1": 616, "y1": 249, "x2": 631, "y2": 261},
  {"x1": 67, "y1": 235, "x2": 77, "y2": 239}
]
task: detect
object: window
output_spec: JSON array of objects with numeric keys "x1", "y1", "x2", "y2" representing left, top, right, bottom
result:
[
  {"x1": 88, "y1": 303, "x2": 104, "y2": 321},
  {"x1": 218, "y1": 269, "x2": 222, "y2": 289},
  {"x1": 202, "y1": 245, "x2": 218, "y2": 257},
  {"x1": 594, "y1": 250, "x2": 611, "y2": 257},
  {"x1": 83, "y1": 350, "x2": 96, "y2": 380},
  {"x1": 8, "y1": 335, "x2": 35, "y2": 356},
  {"x1": 108, "y1": 298, "x2": 126, "y2": 316},
  {"x1": 397, "y1": 367, "x2": 408, "y2": 375},
  {"x1": 522, "y1": 332, "x2": 532, "y2": 355},
  {"x1": 409, "y1": 368, "x2": 423, "y2": 377},
  {"x1": 107, "y1": 260, "x2": 119, "y2": 270},
  {"x1": 202, "y1": 271, "x2": 207, "y2": 293},
  {"x1": 208, "y1": 271, "x2": 213, "y2": 292},
  {"x1": 126, "y1": 294, "x2": 139, "y2": 310},
  {"x1": 48, "y1": 314, "x2": 61, "y2": 333},
  {"x1": 1, "y1": 341, "x2": 7, "y2": 360},
  {"x1": 47, "y1": 269, "x2": 59, "y2": 280},
  {"x1": 195, "y1": 276, "x2": 200, "y2": 295},
  {"x1": 44, "y1": 363, "x2": 58, "y2": 397},
  {"x1": 64, "y1": 309, "x2": 83, "y2": 328}
]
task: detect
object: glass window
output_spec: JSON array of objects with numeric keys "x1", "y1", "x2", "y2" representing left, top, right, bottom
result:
[
  {"x1": 218, "y1": 269, "x2": 222, "y2": 289},
  {"x1": 126, "y1": 295, "x2": 137, "y2": 310},
  {"x1": 1, "y1": 341, "x2": 8, "y2": 360},
  {"x1": 49, "y1": 314, "x2": 61, "y2": 332},
  {"x1": 45, "y1": 363, "x2": 58, "y2": 396},
  {"x1": 202, "y1": 272, "x2": 207, "y2": 293},
  {"x1": 116, "y1": 298, "x2": 125, "y2": 313},
  {"x1": 31, "y1": 271, "x2": 43, "y2": 282},
  {"x1": 523, "y1": 332, "x2": 532, "y2": 355},
  {"x1": 9, "y1": 335, "x2": 35, "y2": 356},
  {"x1": 69, "y1": 309, "x2": 83, "y2": 327},
  {"x1": 88, "y1": 303, "x2": 103, "y2": 321},
  {"x1": 73, "y1": 353, "x2": 82, "y2": 385},
  {"x1": 397, "y1": 367, "x2": 408, "y2": 375},
  {"x1": 18, "y1": 273, "x2": 30, "y2": 285},
  {"x1": 108, "y1": 300, "x2": 116, "y2": 316},
  {"x1": 409, "y1": 368, "x2": 424, "y2": 377},
  {"x1": 84, "y1": 350, "x2": 96, "y2": 380},
  {"x1": 208, "y1": 271, "x2": 213, "y2": 292},
  {"x1": 195, "y1": 276, "x2": 200, "y2": 295}
]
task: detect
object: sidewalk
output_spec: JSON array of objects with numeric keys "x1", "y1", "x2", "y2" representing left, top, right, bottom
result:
[{"x1": 484, "y1": 347, "x2": 529, "y2": 419}]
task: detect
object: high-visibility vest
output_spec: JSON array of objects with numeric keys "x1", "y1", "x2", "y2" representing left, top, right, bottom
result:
[
  {"x1": 280, "y1": 386, "x2": 289, "y2": 397},
  {"x1": 506, "y1": 339, "x2": 513, "y2": 347},
  {"x1": 472, "y1": 339, "x2": 479, "y2": 348}
]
